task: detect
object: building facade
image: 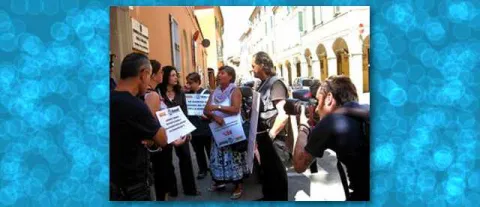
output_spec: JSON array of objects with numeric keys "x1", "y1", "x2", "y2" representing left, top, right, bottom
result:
[
  {"x1": 194, "y1": 7, "x2": 224, "y2": 68},
  {"x1": 194, "y1": 6, "x2": 225, "y2": 89},
  {"x1": 110, "y1": 6, "x2": 209, "y2": 87},
  {"x1": 238, "y1": 28, "x2": 253, "y2": 84},
  {"x1": 239, "y1": 6, "x2": 370, "y2": 104}
]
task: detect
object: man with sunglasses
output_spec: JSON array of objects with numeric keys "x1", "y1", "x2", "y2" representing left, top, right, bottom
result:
[{"x1": 292, "y1": 75, "x2": 370, "y2": 201}]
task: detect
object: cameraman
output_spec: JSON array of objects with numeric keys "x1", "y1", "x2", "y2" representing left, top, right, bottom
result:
[
  {"x1": 251, "y1": 51, "x2": 289, "y2": 201},
  {"x1": 292, "y1": 75, "x2": 370, "y2": 201}
]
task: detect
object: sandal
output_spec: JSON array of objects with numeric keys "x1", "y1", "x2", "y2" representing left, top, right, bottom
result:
[
  {"x1": 208, "y1": 183, "x2": 226, "y2": 192},
  {"x1": 230, "y1": 188, "x2": 243, "y2": 200}
]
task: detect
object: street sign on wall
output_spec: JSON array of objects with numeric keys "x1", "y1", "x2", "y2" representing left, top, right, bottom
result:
[{"x1": 131, "y1": 18, "x2": 149, "y2": 54}]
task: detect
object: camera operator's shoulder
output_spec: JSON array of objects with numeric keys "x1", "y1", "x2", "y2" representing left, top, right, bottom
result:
[
  {"x1": 320, "y1": 113, "x2": 352, "y2": 130},
  {"x1": 315, "y1": 114, "x2": 339, "y2": 127}
]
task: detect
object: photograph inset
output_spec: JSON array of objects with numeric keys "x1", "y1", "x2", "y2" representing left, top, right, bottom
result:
[{"x1": 110, "y1": 6, "x2": 370, "y2": 201}]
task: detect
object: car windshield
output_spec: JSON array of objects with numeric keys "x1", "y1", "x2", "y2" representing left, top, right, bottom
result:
[{"x1": 302, "y1": 79, "x2": 313, "y2": 87}]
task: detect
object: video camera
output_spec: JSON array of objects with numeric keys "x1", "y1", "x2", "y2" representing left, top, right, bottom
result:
[
  {"x1": 284, "y1": 89, "x2": 317, "y2": 116},
  {"x1": 285, "y1": 79, "x2": 321, "y2": 116}
]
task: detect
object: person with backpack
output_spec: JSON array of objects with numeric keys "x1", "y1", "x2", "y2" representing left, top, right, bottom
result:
[{"x1": 292, "y1": 75, "x2": 370, "y2": 201}]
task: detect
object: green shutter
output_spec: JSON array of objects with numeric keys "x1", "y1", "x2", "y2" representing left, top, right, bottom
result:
[
  {"x1": 312, "y1": 6, "x2": 316, "y2": 26},
  {"x1": 298, "y1": 12, "x2": 304, "y2": 32},
  {"x1": 265, "y1": 22, "x2": 268, "y2": 35}
]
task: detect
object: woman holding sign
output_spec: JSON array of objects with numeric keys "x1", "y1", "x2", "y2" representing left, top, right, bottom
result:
[
  {"x1": 204, "y1": 66, "x2": 249, "y2": 200},
  {"x1": 157, "y1": 66, "x2": 200, "y2": 197},
  {"x1": 185, "y1": 72, "x2": 212, "y2": 180}
]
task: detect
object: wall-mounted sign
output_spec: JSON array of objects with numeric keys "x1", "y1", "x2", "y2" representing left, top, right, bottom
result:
[{"x1": 131, "y1": 18, "x2": 149, "y2": 54}]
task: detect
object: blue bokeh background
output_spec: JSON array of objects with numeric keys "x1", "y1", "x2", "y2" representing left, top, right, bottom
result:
[{"x1": 0, "y1": 0, "x2": 479, "y2": 206}]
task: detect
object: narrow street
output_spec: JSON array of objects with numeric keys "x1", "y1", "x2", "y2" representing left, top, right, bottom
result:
[
  {"x1": 109, "y1": 6, "x2": 367, "y2": 202},
  {"x1": 169, "y1": 143, "x2": 346, "y2": 201}
]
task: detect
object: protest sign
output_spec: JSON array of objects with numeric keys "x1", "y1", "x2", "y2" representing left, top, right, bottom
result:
[
  {"x1": 185, "y1": 93, "x2": 210, "y2": 116},
  {"x1": 209, "y1": 115, "x2": 246, "y2": 148},
  {"x1": 156, "y1": 106, "x2": 196, "y2": 143}
]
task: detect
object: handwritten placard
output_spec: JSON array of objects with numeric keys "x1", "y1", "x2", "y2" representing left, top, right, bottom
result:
[
  {"x1": 185, "y1": 93, "x2": 210, "y2": 116},
  {"x1": 156, "y1": 106, "x2": 196, "y2": 143}
]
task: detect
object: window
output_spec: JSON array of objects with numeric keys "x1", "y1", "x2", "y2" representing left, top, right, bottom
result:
[
  {"x1": 192, "y1": 32, "x2": 196, "y2": 68},
  {"x1": 298, "y1": 11, "x2": 304, "y2": 32},
  {"x1": 334, "y1": 6, "x2": 340, "y2": 16},
  {"x1": 265, "y1": 22, "x2": 268, "y2": 35},
  {"x1": 170, "y1": 15, "x2": 181, "y2": 71},
  {"x1": 312, "y1": 6, "x2": 316, "y2": 26},
  {"x1": 318, "y1": 7, "x2": 323, "y2": 24},
  {"x1": 271, "y1": 41, "x2": 274, "y2": 53},
  {"x1": 183, "y1": 30, "x2": 190, "y2": 72}
]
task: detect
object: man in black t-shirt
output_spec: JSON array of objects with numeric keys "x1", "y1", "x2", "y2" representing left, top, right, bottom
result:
[
  {"x1": 293, "y1": 75, "x2": 370, "y2": 201},
  {"x1": 110, "y1": 53, "x2": 117, "y2": 91},
  {"x1": 251, "y1": 51, "x2": 289, "y2": 201},
  {"x1": 110, "y1": 52, "x2": 185, "y2": 201}
]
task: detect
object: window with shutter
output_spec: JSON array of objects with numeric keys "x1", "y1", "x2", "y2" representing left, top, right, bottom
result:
[
  {"x1": 271, "y1": 41, "x2": 274, "y2": 54},
  {"x1": 298, "y1": 12, "x2": 304, "y2": 32},
  {"x1": 312, "y1": 6, "x2": 316, "y2": 26},
  {"x1": 170, "y1": 15, "x2": 181, "y2": 71},
  {"x1": 265, "y1": 22, "x2": 268, "y2": 35},
  {"x1": 318, "y1": 7, "x2": 323, "y2": 24},
  {"x1": 183, "y1": 30, "x2": 190, "y2": 73},
  {"x1": 192, "y1": 32, "x2": 196, "y2": 68},
  {"x1": 334, "y1": 6, "x2": 340, "y2": 16}
]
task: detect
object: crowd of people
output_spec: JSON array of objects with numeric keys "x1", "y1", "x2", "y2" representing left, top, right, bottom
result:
[{"x1": 110, "y1": 51, "x2": 370, "y2": 201}]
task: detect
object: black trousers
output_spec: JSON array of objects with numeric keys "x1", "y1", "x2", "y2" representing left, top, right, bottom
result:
[
  {"x1": 110, "y1": 182, "x2": 153, "y2": 201},
  {"x1": 151, "y1": 146, "x2": 174, "y2": 200},
  {"x1": 173, "y1": 141, "x2": 198, "y2": 194},
  {"x1": 256, "y1": 133, "x2": 288, "y2": 201},
  {"x1": 151, "y1": 141, "x2": 197, "y2": 198},
  {"x1": 191, "y1": 134, "x2": 211, "y2": 173}
]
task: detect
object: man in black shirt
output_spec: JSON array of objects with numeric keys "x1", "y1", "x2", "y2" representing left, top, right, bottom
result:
[
  {"x1": 110, "y1": 53, "x2": 117, "y2": 90},
  {"x1": 251, "y1": 51, "x2": 289, "y2": 201},
  {"x1": 293, "y1": 75, "x2": 370, "y2": 201},
  {"x1": 110, "y1": 52, "x2": 184, "y2": 201}
]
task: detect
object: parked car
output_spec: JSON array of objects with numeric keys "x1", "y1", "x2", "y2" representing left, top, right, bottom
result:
[
  {"x1": 292, "y1": 77, "x2": 319, "y2": 90},
  {"x1": 241, "y1": 77, "x2": 261, "y2": 91}
]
